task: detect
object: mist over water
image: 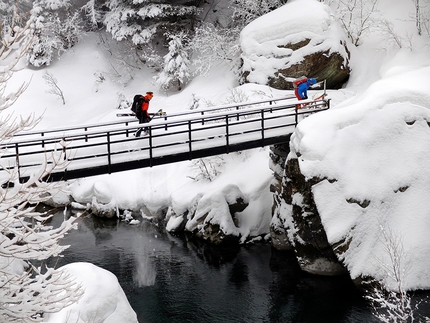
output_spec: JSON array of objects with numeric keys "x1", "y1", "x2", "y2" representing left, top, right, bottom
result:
[{"x1": 132, "y1": 237, "x2": 157, "y2": 287}]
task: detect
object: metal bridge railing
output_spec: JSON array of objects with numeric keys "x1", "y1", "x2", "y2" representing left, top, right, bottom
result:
[{"x1": 0, "y1": 97, "x2": 330, "y2": 182}]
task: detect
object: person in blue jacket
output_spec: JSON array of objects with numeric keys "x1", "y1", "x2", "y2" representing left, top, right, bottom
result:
[{"x1": 295, "y1": 77, "x2": 317, "y2": 100}]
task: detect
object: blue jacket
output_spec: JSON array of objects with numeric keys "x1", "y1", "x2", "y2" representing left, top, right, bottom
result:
[{"x1": 297, "y1": 78, "x2": 317, "y2": 99}]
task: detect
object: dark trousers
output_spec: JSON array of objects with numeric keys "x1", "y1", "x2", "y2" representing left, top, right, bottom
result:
[{"x1": 135, "y1": 113, "x2": 150, "y2": 137}]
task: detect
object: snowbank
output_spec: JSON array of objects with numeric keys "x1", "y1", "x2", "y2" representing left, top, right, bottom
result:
[
  {"x1": 44, "y1": 262, "x2": 138, "y2": 323},
  {"x1": 290, "y1": 54, "x2": 430, "y2": 290},
  {"x1": 68, "y1": 147, "x2": 274, "y2": 243}
]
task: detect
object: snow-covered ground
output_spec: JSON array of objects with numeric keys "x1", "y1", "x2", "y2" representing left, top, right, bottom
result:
[{"x1": 4, "y1": 0, "x2": 430, "y2": 319}]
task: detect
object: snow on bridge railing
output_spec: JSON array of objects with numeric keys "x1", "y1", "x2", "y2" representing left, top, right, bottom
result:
[{"x1": 12, "y1": 95, "x2": 299, "y2": 139}]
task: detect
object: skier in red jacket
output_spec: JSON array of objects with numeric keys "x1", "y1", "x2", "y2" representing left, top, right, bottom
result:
[{"x1": 135, "y1": 92, "x2": 153, "y2": 137}]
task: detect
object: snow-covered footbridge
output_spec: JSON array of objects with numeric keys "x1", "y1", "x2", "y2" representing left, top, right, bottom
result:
[{"x1": 1, "y1": 96, "x2": 329, "y2": 182}]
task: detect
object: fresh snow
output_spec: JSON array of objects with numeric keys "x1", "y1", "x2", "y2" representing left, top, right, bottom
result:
[
  {"x1": 291, "y1": 62, "x2": 430, "y2": 290},
  {"x1": 3, "y1": 0, "x2": 430, "y2": 319},
  {"x1": 43, "y1": 262, "x2": 138, "y2": 323}
]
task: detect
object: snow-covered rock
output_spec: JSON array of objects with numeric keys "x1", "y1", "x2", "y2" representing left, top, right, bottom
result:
[
  {"x1": 280, "y1": 60, "x2": 430, "y2": 289},
  {"x1": 165, "y1": 207, "x2": 188, "y2": 233},
  {"x1": 240, "y1": 0, "x2": 350, "y2": 90},
  {"x1": 44, "y1": 262, "x2": 138, "y2": 323},
  {"x1": 91, "y1": 181, "x2": 117, "y2": 218},
  {"x1": 185, "y1": 184, "x2": 249, "y2": 245}
]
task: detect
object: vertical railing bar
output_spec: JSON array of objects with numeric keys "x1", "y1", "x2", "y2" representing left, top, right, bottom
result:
[
  {"x1": 62, "y1": 138, "x2": 67, "y2": 161},
  {"x1": 324, "y1": 79, "x2": 326, "y2": 97},
  {"x1": 261, "y1": 110, "x2": 265, "y2": 146},
  {"x1": 85, "y1": 127, "x2": 88, "y2": 142},
  {"x1": 226, "y1": 115, "x2": 229, "y2": 154},
  {"x1": 295, "y1": 104, "x2": 298, "y2": 126},
  {"x1": 188, "y1": 120, "x2": 192, "y2": 160},
  {"x1": 61, "y1": 138, "x2": 68, "y2": 181},
  {"x1": 41, "y1": 132, "x2": 45, "y2": 148},
  {"x1": 107, "y1": 132, "x2": 111, "y2": 174},
  {"x1": 15, "y1": 143, "x2": 21, "y2": 181},
  {"x1": 149, "y1": 128, "x2": 153, "y2": 167}
]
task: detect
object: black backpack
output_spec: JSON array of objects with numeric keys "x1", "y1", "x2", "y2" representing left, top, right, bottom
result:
[{"x1": 131, "y1": 94, "x2": 145, "y2": 113}]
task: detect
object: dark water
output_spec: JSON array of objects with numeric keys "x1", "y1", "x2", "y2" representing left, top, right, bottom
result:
[{"x1": 47, "y1": 211, "x2": 429, "y2": 323}]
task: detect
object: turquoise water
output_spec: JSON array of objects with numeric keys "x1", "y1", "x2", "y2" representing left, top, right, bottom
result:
[{"x1": 49, "y1": 212, "x2": 428, "y2": 323}]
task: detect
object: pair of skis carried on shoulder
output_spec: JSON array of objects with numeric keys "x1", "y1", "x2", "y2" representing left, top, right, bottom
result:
[{"x1": 116, "y1": 109, "x2": 166, "y2": 119}]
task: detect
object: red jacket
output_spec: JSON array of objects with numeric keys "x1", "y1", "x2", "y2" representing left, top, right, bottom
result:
[{"x1": 141, "y1": 94, "x2": 152, "y2": 117}]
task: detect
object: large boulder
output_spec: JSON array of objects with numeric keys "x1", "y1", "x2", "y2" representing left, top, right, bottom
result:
[{"x1": 240, "y1": 0, "x2": 351, "y2": 90}]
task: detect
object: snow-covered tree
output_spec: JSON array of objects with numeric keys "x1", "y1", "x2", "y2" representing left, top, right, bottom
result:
[
  {"x1": 412, "y1": 0, "x2": 430, "y2": 37},
  {"x1": 331, "y1": 0, "x2": 379, "y2": 46},
  {"x1": 191, "y1": 22, "x2": 241, "y2": 76},
  {"x1": 0, "y1": 13, "x2": 82, "y2": 322},
  {"x1": 81, "y1": 0, "x2": 104, "y2": 31},
  {"x1": 190, "y1": 0, "x2": 284, "y2": 79},
  {"x1": 365, "y1": 225, "x2": 429, "y2": 323},
  {"x1": 27, "y1": 0, "x2": 83, "y2": 67},
  {"x1": 155, "y1": 32, "x2": 191, "y2": 91},
  {"x1": 103, "y1": 0, "x2": 199, "y2": 47},
  {"x1": 230, "y1": 0, "x2": 286, "y2": 27}
]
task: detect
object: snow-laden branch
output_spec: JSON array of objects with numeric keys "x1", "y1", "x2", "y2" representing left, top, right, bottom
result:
[
  {"x1": 0, "y1": 263, "x2": 84, "y2": 322},
  {"x1": 0, "y1": 9, "x2": 83, "y2": 322}
]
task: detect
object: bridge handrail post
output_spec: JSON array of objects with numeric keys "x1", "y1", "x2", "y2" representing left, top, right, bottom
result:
[
  {"x1": 107, "y1": 132, "x2": 111, "y2": 174},
  {"x1": 261, "y1": 110, "x2": 265, "y2": 145},
  {"x1": 61, "y1": 138, "x2": 67, "y2": 161},
  {"x1": 41, "y1": 132, "x2": 45, "y2": 148},
  {"x1": 188, "y1": 120, "x2": 192, "y2": 159},
  {"x1": 149, "y1": 128, "x2": 153, "y2": 166},
  {"x1": 60, "y1": 138, "x2": 68, "y2": 181},
  {"x1": 226, "y1": 115, "x2": 230, "y2": 153},
  {"x1": 15, "y1": 143, "x2": 21, "y2": 181},
  {"x1": 201, "y1": 111, "x2": 205, "y2": 126},
  {"x1": 85, "y1": 127, "x2": 88, "y2": 142},
  {"x1": 295, "y1": 105, "x2": 299, "y2": 126}
]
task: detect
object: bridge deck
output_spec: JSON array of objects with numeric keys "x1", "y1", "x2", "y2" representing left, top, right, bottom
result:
[{"x1": 0, "y1": 96, "x2": 329, "y2": 182}]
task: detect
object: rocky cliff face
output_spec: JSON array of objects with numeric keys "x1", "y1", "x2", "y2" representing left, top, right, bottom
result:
[
  {"x1": 269, "y1": 143, "x2": 293, "y2": 251},
  {"x1": 269, "y1": 143, "x2": 346, "y2": 276}
]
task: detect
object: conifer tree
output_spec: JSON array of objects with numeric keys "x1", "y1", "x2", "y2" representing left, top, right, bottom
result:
[
  {"x1": 230, "y1": 0, "x2": 286, "y2": 27},
  {"x1": 155, "y1": 32, "x2": 191, "y2": 91},
  {"x1": 27, "y1": 0, "x2": 83, "y2": 67},
  {"x1": 82, "y1": 0, "x2": 104, "y2": 31},
  {"x1": 103, "y1": 0, "x2": 199, "y2": 46}
]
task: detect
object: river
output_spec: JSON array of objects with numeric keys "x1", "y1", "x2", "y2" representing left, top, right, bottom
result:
[{"x1": 47, "y1": 210, "x2": 429, "y2": 323}]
